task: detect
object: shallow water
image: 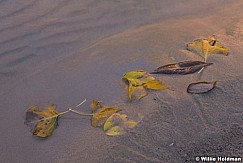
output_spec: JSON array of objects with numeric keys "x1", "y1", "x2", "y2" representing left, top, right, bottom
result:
[{"x1": 1, "y1": 1, "x2": 243, "y2": 162}]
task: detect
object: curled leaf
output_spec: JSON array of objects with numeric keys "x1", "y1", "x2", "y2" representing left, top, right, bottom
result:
[
  {"x1": 91, "y1": 100, "x2": 122, "y2": 127},
  {"x1": 187, "y1": 81, "x2": 217, "y2": 94},
  {"x1": 24, "y1": 104, "x2": 59, "y2": 138},
  {"x1": 186, "y1": 35, "x2": 229, "y2": 61},
  {"x1": 104, "y1": 113, "x2": 127, "y2": 131},
  {"x1": 106, "y1": 126, "x2": 124, "y2": 136},
  {"x1": 128, "y1": 84, "x2": 147, "y2": 101},
  {"x1": 151, "y1": 61, "x2": 213, "y2": 75}
]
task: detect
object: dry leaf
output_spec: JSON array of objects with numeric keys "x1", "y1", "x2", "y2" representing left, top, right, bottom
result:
[
  {"x1": 187, "y1": 81, "x2": 217, "y2": 94},
  {"x1": 151, "y1": 61, "x2": 213, "y2": 75},
  {"x1": 24, "y1": 104, "x2": 59, "y2": 138}
]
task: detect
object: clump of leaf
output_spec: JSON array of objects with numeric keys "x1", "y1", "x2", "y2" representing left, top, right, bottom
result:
[
  {"x1": 186, "y1": 35, "x2": 229, "y2": 62},
  {"x1": 151, "y1": 61, "x2": 213, "y2": 75},
  {"x1": 24, "y1": 104, "x2": 59, "y2": 138},
  {"x1": 103, "y1": 113, "x2": 140, "y2": 136},
  {"x1": 25, "y1": 100, "x2": 90, "y2": 138},
  {"x1": 90, "y1": 100, "x2": 122, "y2": 127},
  {"x1": 123, "y1": 70, "x2": 169, "y2": 101}
]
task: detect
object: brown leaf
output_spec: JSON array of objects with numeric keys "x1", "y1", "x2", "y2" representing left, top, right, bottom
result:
[
  {"x1": 187, "y1": 81, "x2": 217, "y2": 94},
  {"x1": 151, "y1": 61, "x2": 213, "y2": 75},
  {"x1": 91, "y1": 101, "x2": 122, "y2": 127},
  {"x1": 24, "y1": 104, "x2": 59, "y2": 138}
]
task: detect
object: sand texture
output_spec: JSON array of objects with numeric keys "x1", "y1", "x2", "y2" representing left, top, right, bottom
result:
[{"x1": 0, "y1": 1, "x2": 242, "y2": 162}]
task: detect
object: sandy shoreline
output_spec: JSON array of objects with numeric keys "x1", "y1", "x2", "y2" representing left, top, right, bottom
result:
[{"x1": 0, "y1": 1, "x2": 243, "y2": 162}]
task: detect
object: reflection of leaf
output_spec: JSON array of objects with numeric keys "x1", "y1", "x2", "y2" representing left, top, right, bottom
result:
[
  {"x1": 186, "y1": 35, "x2": 229, "y2": 61},
  {"x1": 151, "y1": 61, "x2": 213, "y2": 75},
  {"x1": 24, "y1": 104, "x2": 59, "y2": 138},
  {"x1": 104, "y1": 113, "x2": 139, "y2": 136},
  {"x1": 91, "y1": 101, "x2": 122, "y2": 127},
  {"x1": 123, "y1": 70, "x2": 168, "y2": 101},
  {"x1": 187, "y1": 81, "x2": 217, "y2": 94}
]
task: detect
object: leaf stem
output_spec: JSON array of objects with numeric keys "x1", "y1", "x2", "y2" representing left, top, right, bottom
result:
[
  {"x1": 59, "y1": 99, "x2": 93, "y2": 116},
  {"x1": 26, "y1": 99, "x2": 92, "y2": 124},
  {"x1": 75, "y1": 99, "x2": 87, "y2": 108},
  {"x1": 58, "y1": 110, "x2": 71, "y2": 115},
  {"x1": 68, "y1": 108, "x2": 93, "y2": 116},
  {"x1": 198, "y1": 67, "x2": 205, "y2": 74}
]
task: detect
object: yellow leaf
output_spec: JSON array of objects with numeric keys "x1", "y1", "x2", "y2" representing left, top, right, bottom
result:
[
  {"x1": 128, "y1": 83, "x2": 134, "y2": 101},
  {"x1": 90, "y1": 100, "x2": 104, "y2": 113},
  {"x1": 106, "y1": 126, "x2": 124, "y2": 136},
  {"x1": 104, "y1": 113, "x2": 127, "y2": 131},
  {"x1": 91, "y1": 107, "x2": 122, "y2": 127},
  {"x1": 125, "y1": 120, "x2": 138, "y2": 128},
  {"x1": 123, "y1": 70, "x2": 147, "y2": 80},
  {"x1": 186, "y1": 35, "x2": 229, "y2": 62},
  {"x1": 104, "y1": 113, "x2": 139, "y2": 136},
  {"x1": 144, "y1": 80, "x2": 168, "y2": 90},
  {"x1": 128, "y1": 84, "x2": 147, "y2": 101},
  {"x1": 140, "y1": 74, "x2": 155, "y2": 84},
  {"x1": 128, "y1": 78, "x2": 143, "y2": 86},
  {"x1": 123, "y1": 70, "x2": 168, "y2": 101}
]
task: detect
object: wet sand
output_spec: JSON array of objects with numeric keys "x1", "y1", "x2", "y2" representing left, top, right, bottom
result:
[{"x1": 0, "y1": 1, "x2": 242, "y2": 162}]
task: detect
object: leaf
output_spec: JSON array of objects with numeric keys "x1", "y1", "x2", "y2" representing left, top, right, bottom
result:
[
  {"x1": 128, "y1": 78, "x2": 143, "y2": 86},
  {"x1": 103, "y1": 113, "x2": 139, "y2": 136},
  {"x1": 24, "y1": 104, "x2": 59, "y2": 138},
  {"x1": 128, "y1": 84, "x2": 148, "y2": 101},
  {"x1": 186, "y1": 35, "x2": 229, "y2": 61},
  {"x1": 123, "y1": 70, "x2": 147, "y2": 80},
  {"x1": 125, "y1": 120, "x2": 139, "y2": 128},
  {"x1": 104, "y1": 113, "x2": 127, "y2": 131},
  {"x1": 123, "y1": 70, "x2": 168, "y2": 101},
  {"x1": 91, "y1": 101, "x2": 122, "y2": 127},
  {"x1": 151, "y1": 61, "x2": 213, "y2": 75},
  {"x1": 144, "y1": 80, "x2": 168, "y2": 90},
  {"x1": 139, "y1": 74, "x2": 155, "y2": 84},
  {"x1": 187, "y1": 81, "x2": 217, "y2": 94},
  {"x1": 90, "y1": 100, "x2": 104, "y2": 113},
  {"x1": 106, "y1": 126, "x2": 124, "y2": 136}
]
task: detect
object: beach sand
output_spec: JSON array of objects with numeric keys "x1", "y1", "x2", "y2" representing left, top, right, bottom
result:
[{"x1": 0, "y1": 1, "x2": 242, "y2": 162}]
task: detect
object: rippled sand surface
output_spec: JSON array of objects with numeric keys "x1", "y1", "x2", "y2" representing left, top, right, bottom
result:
[{"x1": 0, "y1": 1, "x2": 243, "y2": 162}]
